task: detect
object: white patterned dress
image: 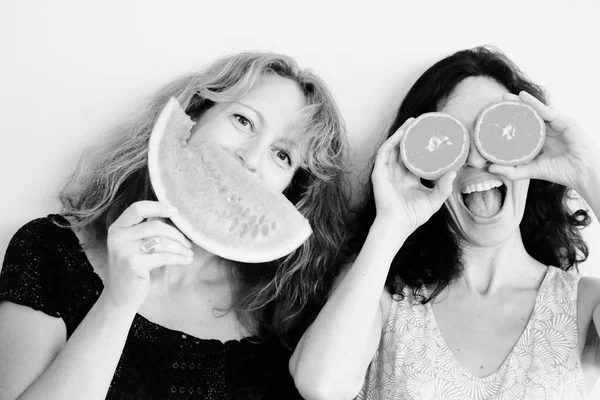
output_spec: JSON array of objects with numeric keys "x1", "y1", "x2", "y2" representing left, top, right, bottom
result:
[{"x1": 357, "y1": 266, "x2": 586, "y2": 400}]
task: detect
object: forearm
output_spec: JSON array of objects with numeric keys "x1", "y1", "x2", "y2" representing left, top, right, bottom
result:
[
  {"x1": 291, "y1": 219, "x2": 410, "y2": 399},
  {"x1": 18, "y1": 294, "x2": 136, "y2": 400}
]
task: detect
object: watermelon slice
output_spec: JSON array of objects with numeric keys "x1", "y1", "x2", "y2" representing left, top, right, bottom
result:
[{"x1": 147, "y1": 98, "x2": 313, "y2": 263}]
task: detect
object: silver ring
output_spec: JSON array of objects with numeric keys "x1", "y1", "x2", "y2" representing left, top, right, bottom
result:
[{"x1": 140, "y1": 237, "x2": 159, "y2": 254}]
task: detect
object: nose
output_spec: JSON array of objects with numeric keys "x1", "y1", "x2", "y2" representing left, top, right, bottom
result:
[
  {"x1": 235, "y1": 140, "x2": 263, "y2": 173},
  {"x1": 465, "y1": 140, "x2": 490, "y2": 169}
]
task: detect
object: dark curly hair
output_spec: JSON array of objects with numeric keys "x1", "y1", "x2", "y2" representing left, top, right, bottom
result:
[{"x1": 350, "y1": 45, "x2": 590, "y2": 303}]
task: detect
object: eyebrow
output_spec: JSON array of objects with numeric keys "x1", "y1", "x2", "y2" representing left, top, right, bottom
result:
[{"x1": 235, "y1": 101, "x2": 264, "y2": 126}]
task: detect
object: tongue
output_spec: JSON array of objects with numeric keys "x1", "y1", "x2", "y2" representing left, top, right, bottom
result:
[{"x1": 463, "y1": 187, "x2": 502, "y2": 218}]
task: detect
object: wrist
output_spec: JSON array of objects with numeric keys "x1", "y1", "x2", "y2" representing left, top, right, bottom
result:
[
  {"x1": 369, "y1": 217, "x2": 413, "y2": 257},
  {"x1": 96, "y1": 292, "x2": 139, "y2": 321},
  {"x1": 574, "y1": 162, "x2": 600, "y2": 201},
  {"x1": 372, "y1": 216, "x2": 415, "y2": 238}
]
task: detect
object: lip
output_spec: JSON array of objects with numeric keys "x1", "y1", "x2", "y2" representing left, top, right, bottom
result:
[
  {"x1": 456, "y1": 171, "x2": 509, "y2": 223},
  {"x1": 457, "y1": 171, "x2": 508, "y2": 193}
]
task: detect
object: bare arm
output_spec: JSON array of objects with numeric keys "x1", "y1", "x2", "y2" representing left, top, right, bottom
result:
[
  {"x1": 0, "y1": 202, "x2": 193, "y2": 400},
  {"x1": 0, "y1": 296, "x2": 137, "y2": 400},
  {"x1": 290, "y1": 119, "x2": 456, "y2": 400},
  {"x1": 290, "y1": 221, "x2": 408, "y2": 400},
  {"x1": 0, "y1": 303, "x2": 65, "y2": 399}
]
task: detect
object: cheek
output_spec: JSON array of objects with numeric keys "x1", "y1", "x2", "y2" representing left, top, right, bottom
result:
[
  {"x1": 261, "y1": 164, "x2": 296, "y2": 193},
  {"x1": 512, "y1": 180, "x2": 531, "y2": 205},
  {"x1": 190, "y1": 120, "x2": 237, "y2": 147}
]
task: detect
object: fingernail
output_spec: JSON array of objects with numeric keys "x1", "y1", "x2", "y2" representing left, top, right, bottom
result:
[
  {"x1": 185, "y1": 256, "x2": 194, "y2": 263},
  {"x1": 186, "y1": 249, "x2": 194, "y2": 256}
]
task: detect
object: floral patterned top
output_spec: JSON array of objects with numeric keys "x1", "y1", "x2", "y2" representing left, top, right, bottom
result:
[{"x1": 357, "y1": 266, "x2": 586, "y2": 400}]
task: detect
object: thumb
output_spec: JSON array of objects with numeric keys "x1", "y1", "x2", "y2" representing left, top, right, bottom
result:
[{"x1": 429, "y1": 171, "x2": 456, "y2": 208}]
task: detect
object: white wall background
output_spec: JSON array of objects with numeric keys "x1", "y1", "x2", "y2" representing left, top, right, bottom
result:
[{"x1": 1, "y1": 0, "x2": 599, "y2": 278}]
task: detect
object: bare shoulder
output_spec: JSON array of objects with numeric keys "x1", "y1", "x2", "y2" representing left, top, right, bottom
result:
[
  {"x1": 578, "y1": 276, "x2": 600, "y2": 308},
  {"x1": 578, "y1": 276, "x2": 600, "y2": 323}
]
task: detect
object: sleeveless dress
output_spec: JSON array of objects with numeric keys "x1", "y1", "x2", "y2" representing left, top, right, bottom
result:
[
  {"x1": 0, "y1": 215, "x2": 302, "y2": 400},
  {"x1": 357, "y1": 266, "x2": 586, "y2": 400}
]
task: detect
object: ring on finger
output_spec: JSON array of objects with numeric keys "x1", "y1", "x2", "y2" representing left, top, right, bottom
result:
[{"x1": 140, "y1": 237, "x2": 159, "y2": 254}]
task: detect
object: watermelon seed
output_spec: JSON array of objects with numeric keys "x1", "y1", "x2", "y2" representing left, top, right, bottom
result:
[
  {"x1": 229, "y1": 218, "x2": 240, "y2": 232},
  {"x1": 239, "y1": 223, "x2": 249, "y2": 238},
  {"x1": 271, "y1": 221, "x2": 277, "y2": 230},
  {"x1": 251, "y1": 225, "x2": 259, "y2": 239},
  {"x1": 261, "y1": 225, "x2": 269, "y2": 236},
  {"x1": 258, "y1": 215, "x2": 266, "y2": 224},
  {"x1": 248, "y1": 215, "x2": 257, "y2": 225}
]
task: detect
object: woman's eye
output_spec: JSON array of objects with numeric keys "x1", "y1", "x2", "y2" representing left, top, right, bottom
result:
[
  {"x1": 234, "y1": 114, "x2": 253, "y2": 131},
  {"x1": 276, "y1": 150, "x2": 291, "y2": 166}
]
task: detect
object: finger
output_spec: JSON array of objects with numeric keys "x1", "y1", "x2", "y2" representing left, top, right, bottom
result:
[
  {"x1": 488, "y1": 163, "x2": 533, "y2": 181},
  {"x1": 135, "y1": 253, "x2": 194, "y2": 272},
  {"x1": 128, "y1": 219, "x2": 192, "y2": 249},
  {"x1": 518, "y1": 91, "x2": 569, "y2": 130},
  {"x1": 375, "y1": 130, "x2": 402, "y2": 171},
  {"x1": 112, "y1": 201, "x2": 178, "y2": 229},
  {"x1": 374, "y1": 118, "x2": 416, "y2": 175},
  {"x1": 139, "y1": 237, "x2": 194, "y2": 257},
  {"x1": 429, "y1": 171, "x2": 456, "y2": 206},
  {"x1": 384, "y1": 118, "x2": 415, "y2": 150},
  {"x1": 503, "y1": 93, "x2": 521, "y2": 102}
]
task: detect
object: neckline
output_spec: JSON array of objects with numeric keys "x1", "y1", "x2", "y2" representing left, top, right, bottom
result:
[
  {"x1": 424, "y1": 266, "x2": 554, "y2": 381},
  {"x1": 50, "y1": 213, "x2": 262, "y2": 347}
]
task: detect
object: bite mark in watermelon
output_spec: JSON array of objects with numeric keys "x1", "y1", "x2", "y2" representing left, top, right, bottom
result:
[{"x1": 147, "y1": 98, "x2": 313, "y2": 263}]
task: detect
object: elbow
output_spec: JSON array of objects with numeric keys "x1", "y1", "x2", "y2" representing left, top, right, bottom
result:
[
  {"x1": 289, "y1": 341, "x2": 363, "y2": 400},
  {"x1": 292, "y1": 367, "x2": 361, "y2": 400}
]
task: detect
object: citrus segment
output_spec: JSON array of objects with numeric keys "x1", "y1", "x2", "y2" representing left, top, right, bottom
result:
[
  {"x1": 400, "y1": 113, "x2": 470, "y2": 180},
  {"x1": 147, "y1": 98, "x2": 313, "y2": 263},
  {"x1": 474, "y1": 101, "x2": 546, "y2": 166}
]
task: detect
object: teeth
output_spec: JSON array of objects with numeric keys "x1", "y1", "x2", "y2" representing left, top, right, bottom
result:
[{"x1": 462, "y1": 179, "x2": 503, "y2": 194}]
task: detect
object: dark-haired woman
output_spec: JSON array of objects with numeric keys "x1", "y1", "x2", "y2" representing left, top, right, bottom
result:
[
  {"x1": 0, "y1": 52, "x2": 350, "y2": 400},
  {"x1": 291, "y1": 46, "x2": 600, "y2": 400}
]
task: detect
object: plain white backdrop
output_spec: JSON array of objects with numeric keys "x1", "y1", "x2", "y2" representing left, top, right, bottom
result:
[{"x1": 1, "y1": 0, "x2": 599, "y2": 280}]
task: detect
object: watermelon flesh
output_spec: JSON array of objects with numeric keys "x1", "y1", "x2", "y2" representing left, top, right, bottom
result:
[{"x1": 147, "y1": 98, "x2": 313, "y2": 263}]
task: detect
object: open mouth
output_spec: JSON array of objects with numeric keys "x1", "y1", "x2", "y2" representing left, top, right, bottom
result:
[{"x1": 461, "y1": 179, "x2": 507, "y2": 218}]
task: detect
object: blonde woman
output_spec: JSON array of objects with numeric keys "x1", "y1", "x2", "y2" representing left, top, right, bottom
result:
[{"x1": 0, "y1": 52, "x2": 350, "y2": 400}]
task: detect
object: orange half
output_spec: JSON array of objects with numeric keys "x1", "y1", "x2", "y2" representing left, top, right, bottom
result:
[
  {"x1": 474, "y1": 101, "x2": 546, "y2": 166},
  {"x1": 400, "y1": 113, "x2": 470, "y2": 180}
]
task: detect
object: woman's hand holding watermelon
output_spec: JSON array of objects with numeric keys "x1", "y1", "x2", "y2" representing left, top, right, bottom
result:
[
  {"x1": 372, "y1": 118, "x2": 456, "y2": 234},
  {"x1": 489, "y1": 91, "x2": 600, "y2": 195},
  {"x1": 102, "y1": 201, "x2": 194, "y2": 311}
]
